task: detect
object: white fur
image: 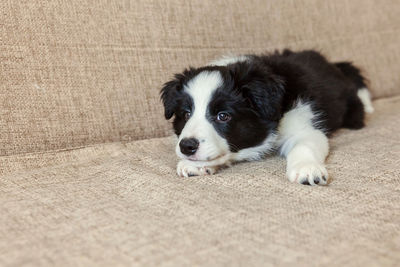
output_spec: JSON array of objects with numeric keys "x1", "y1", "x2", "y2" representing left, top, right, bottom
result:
[
  {"x1": 357, "y1": 87, "x2": 374, "y2": 113},
  {"x1": 209, "y1": 55, "x2": 249, "y2": 67},
  {"x1": 278, "y1": 101, "x2": 329, "y2": 185},
  {"x1": 176, "y1": 71, "x2": 230, "y2": 162},
  {"x1": 232, "y1": 133, "x2": 277, "y2": 161},
  {"x1": 177, "y1": 132, "x2": 278, "y2": 175},
  {"x1": 176, "y1": 160, "x2": 218, "y2": 177}
]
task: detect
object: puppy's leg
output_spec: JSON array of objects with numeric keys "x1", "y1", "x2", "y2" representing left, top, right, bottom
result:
[
  {"x1": 176, "y1": 154, "x2": 232, "y2": 177},
  {"x1": 281, "y1": 131, "x2": 329, "y2": 185},
  {"x1": 278, "y1": 103, "x2": 329, "y2": 185},
  {"x1": 177, "y1": 160, "x2": 218, "y2": 177}
]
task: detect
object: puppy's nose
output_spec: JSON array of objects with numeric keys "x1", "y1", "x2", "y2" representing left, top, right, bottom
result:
[{"x1": 179, "y1": 138, "x2": 199, "y2": 156}]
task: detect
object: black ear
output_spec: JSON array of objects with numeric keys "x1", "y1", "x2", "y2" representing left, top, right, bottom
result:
[
  {"x1": 231, "y1": 62, "x2": 285, "y2": 121},
  {"x1": 160, "y1": 68, "x2": 197, "y2": 120},
  {"x1": 160, "y1": 77, "x2": 182, "y2": 120},
  {"x1": 242, "y1": 75, "x2": 285, "y2": 120}
]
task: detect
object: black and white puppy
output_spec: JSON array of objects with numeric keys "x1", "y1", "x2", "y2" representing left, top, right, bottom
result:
[{"x1": 160, "y1": 50, "x2": 374, "y2": 185}]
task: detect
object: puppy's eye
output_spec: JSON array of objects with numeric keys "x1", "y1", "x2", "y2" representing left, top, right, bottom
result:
[
  {"x1": 216, "y1": 112, "x2": 231, "y2": 122},
  {"x1": 184, "y1": 111, "x2": 191, "y2": 121}
]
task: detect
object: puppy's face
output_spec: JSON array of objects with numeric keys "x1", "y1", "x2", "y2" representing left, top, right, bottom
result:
[{"x1": 161, "y1": 63, "x2": 284, "y2": 162}]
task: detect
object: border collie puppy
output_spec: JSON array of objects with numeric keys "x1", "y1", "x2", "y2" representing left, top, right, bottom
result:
[{"x1": 160, "y1": 50, "x2": 373, "y2": 185}]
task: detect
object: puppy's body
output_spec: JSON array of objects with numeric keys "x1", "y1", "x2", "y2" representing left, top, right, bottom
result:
[{"x1": 161, "y1": 50, "x2": 373, "y2": 185}]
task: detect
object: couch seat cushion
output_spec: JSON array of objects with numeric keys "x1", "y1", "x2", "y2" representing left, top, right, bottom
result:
[{"x1": 1, "y1": 96, "x2": 399, "y2": 266}]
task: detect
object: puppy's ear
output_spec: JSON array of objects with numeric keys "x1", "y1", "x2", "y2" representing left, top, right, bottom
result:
[
  {"x1": 242, "y1": 74, "x2": 285, "y2": 121},
  {"x1": 160, "y1": 68, "x2": 197, "y2": 120},
  {"x1": 160, "y1": 76, "x2": 182, "y2": 120},
  {"x1": 231, "y1": 62, "x2": 285, "y2": 121}
]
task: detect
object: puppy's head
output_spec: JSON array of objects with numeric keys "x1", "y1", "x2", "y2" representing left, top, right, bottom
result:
[{"x1": 160, "y1": 62, "x2": 284, "y2": 162}]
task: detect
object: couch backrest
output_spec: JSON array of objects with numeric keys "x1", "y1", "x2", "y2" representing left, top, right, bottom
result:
[{"x1": 1, "y1": 0, "x2": 400, "y2": 156}]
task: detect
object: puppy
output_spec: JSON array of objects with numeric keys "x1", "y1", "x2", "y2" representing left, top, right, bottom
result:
[{"x1": 160, "y1": 50, "x2": 373, "y2": 185}]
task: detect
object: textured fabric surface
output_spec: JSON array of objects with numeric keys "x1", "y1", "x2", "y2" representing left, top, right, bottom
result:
[
  {"x1": 1, "y1": 0, "x2": 400, "y2": 156},
  {"x1": 1, "y1": 97, "x2": 399, "y2": 266}
]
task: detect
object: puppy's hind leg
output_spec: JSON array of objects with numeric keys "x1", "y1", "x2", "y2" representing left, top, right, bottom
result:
[{"x1": 278, "y1": 102, "x2": 329, "y2": 186}]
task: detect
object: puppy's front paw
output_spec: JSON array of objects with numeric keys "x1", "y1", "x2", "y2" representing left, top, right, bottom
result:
[
  {"x1": 287, "y1": 162, "x2": 328, "y2": 186},
  {"x1": 176, "y1": 160, "x2": 217, "y2": 178}
]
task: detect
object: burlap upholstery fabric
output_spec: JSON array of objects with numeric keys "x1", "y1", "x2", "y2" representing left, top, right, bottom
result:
[
  {"x1": 1, "y1": 0, "x2": 400, "y2": 156},
  {"x1": 1, "y1": 96, "x2": 399, "y2": 266}
]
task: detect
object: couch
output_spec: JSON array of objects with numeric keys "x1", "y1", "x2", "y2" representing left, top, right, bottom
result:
[{"x1": 1, "y1": 1, "x2": 399, "y2": 266}]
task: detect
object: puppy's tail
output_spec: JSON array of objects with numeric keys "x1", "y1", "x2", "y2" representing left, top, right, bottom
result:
[
  {"x1": 335, "y1": 62, "x2": 374, "y2": 114},
  {"x1": 335, "y1": 62, "x2": 366, "y2": 88}
]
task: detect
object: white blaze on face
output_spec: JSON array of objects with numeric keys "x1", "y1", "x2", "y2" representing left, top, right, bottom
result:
[{"x1": 176, "y1": 71, "x2": 230, "y2": 161}]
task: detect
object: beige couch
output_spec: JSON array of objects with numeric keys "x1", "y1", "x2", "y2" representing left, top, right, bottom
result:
[{"x1": 1, "y1": 1, "x2": 399, "y2": 266}]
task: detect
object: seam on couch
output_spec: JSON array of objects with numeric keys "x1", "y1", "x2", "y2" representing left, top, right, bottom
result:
[{"x1": 1, "y1": 96, "x2": 399, "y2": 161}]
